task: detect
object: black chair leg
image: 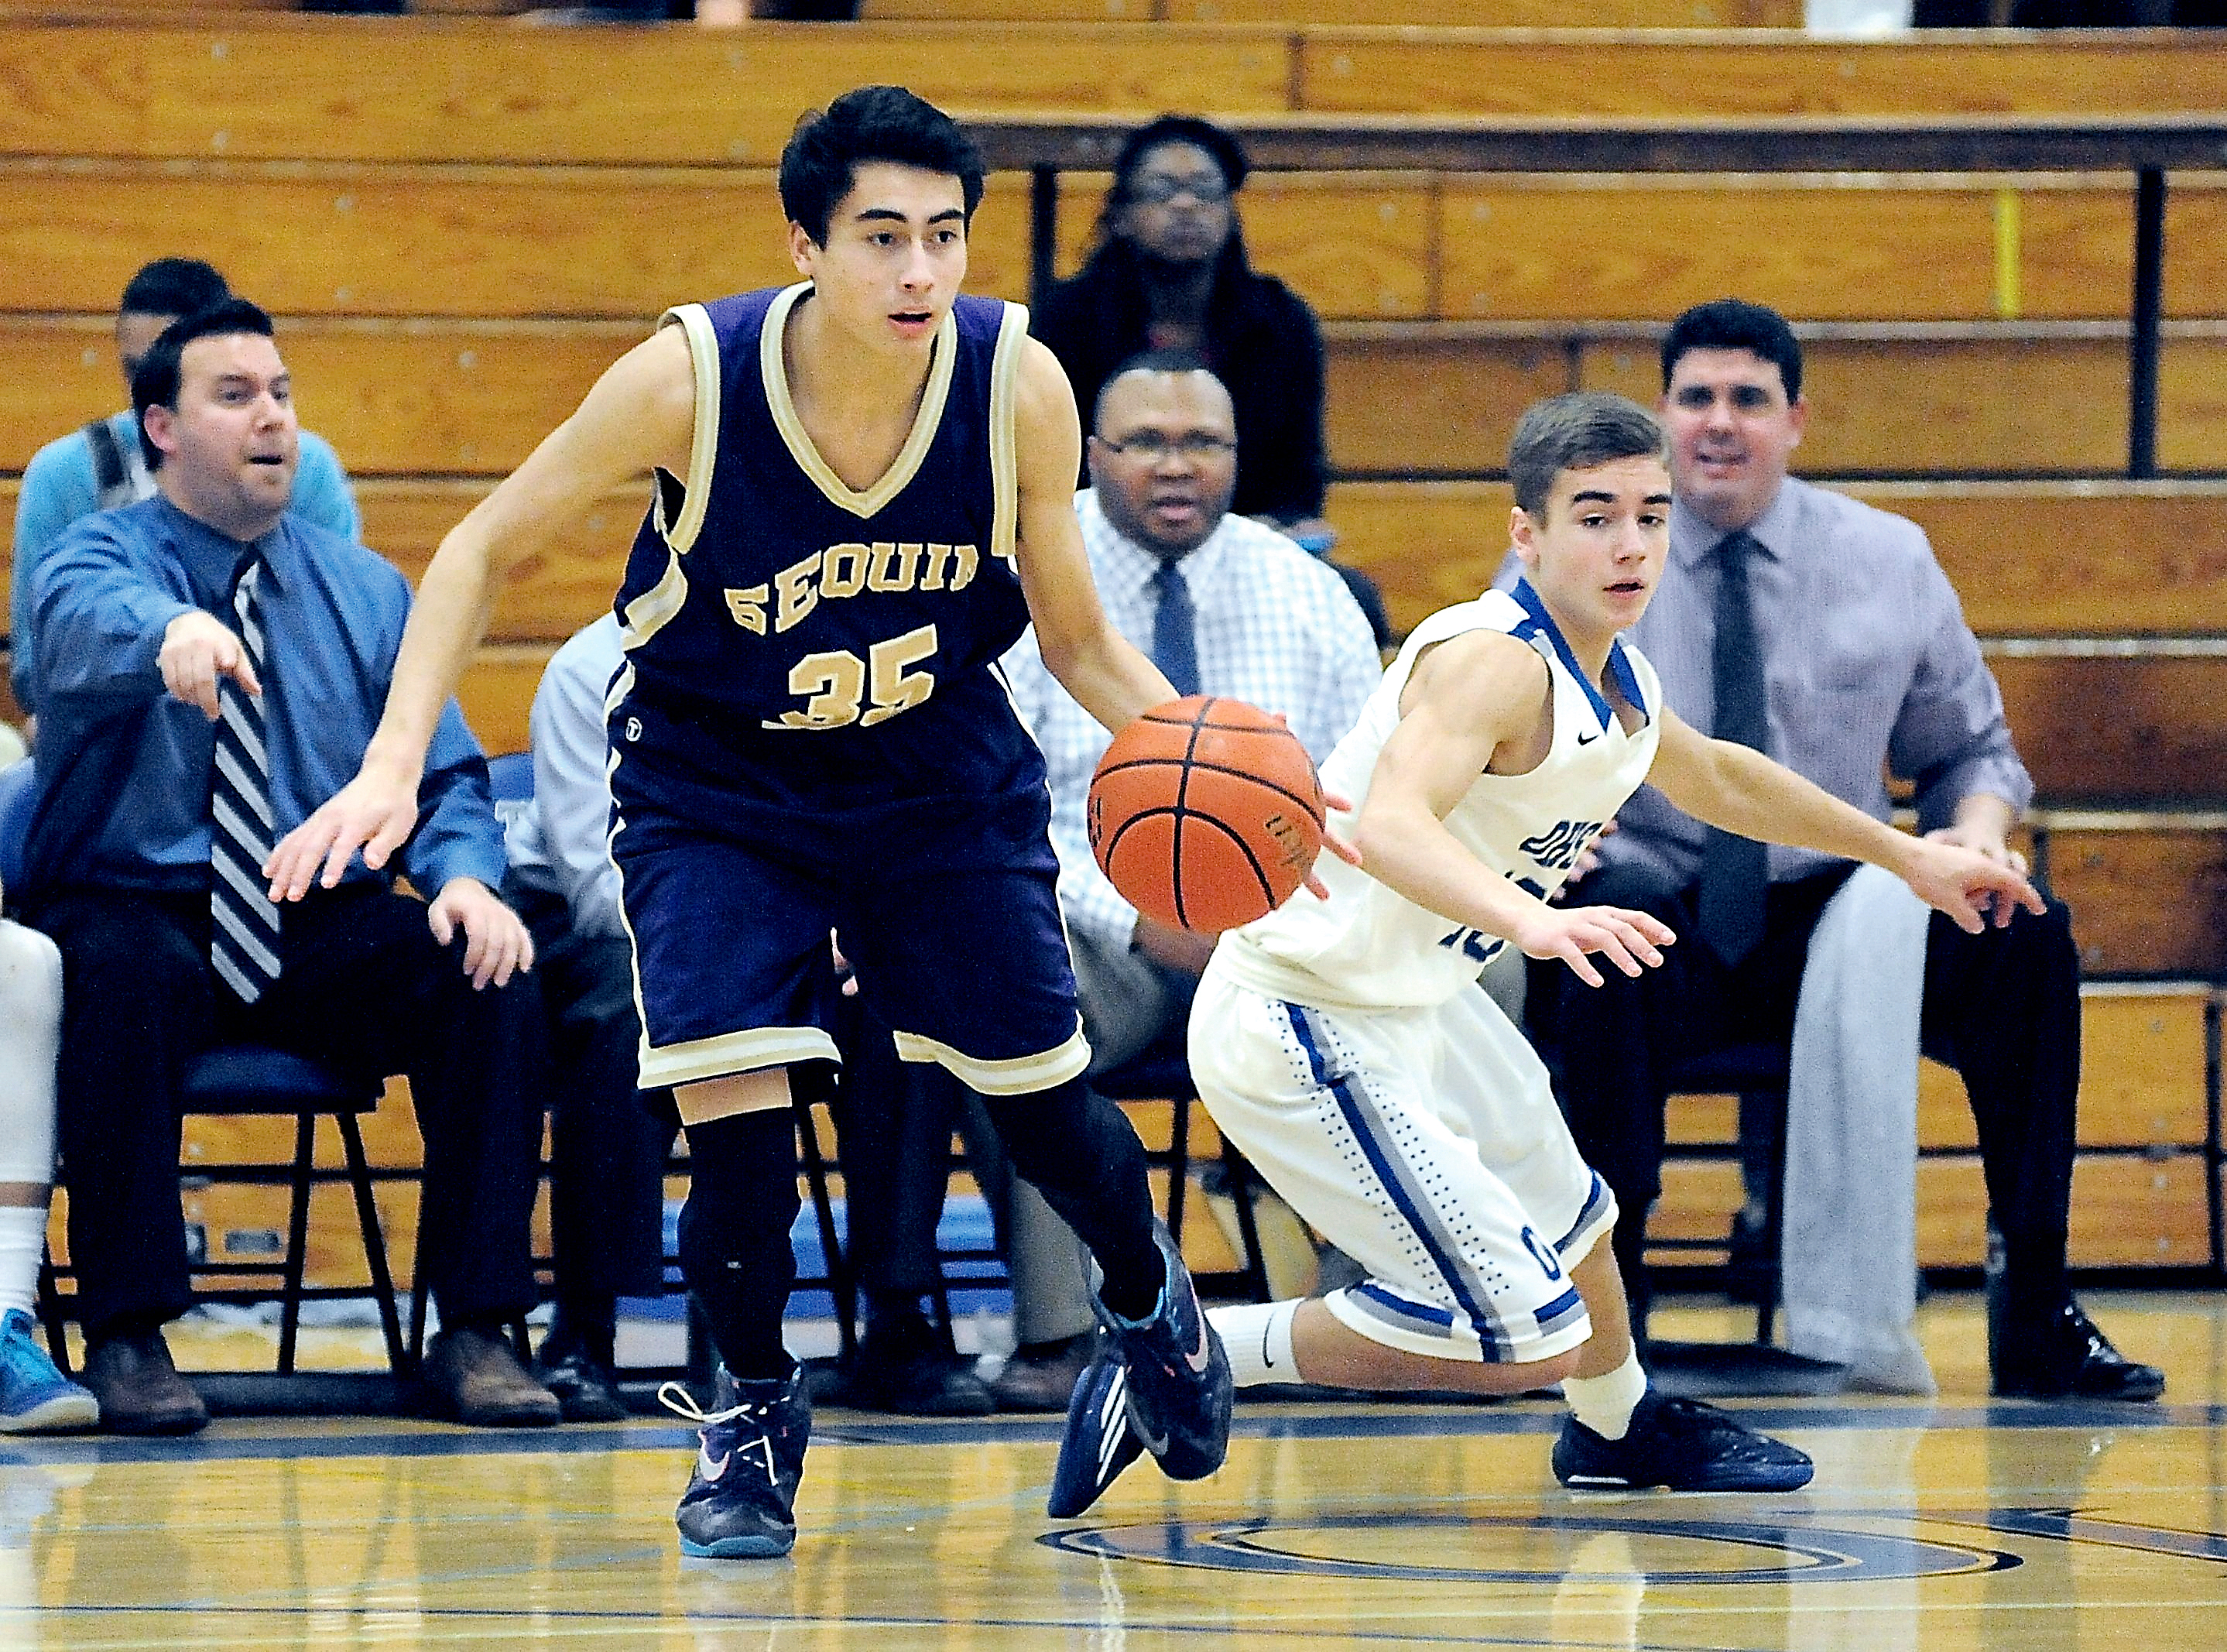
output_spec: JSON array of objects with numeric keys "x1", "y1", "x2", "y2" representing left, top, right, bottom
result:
[
  {"x1": 1165, "y1": 1090, "x2": 1191, "y2": 1243},
  {"x1": 337, "y1": 1114, "x2": 408, "y2": 1376},
  {"x1": 792, "y1": 1099, "x2": 855, "y2": 1364},
  {"x1": 277, "y1": 1112, "x2": 317, "y2": 1376},
  {"x1": 35, "y1": 1250, "x2": 70, "y2": 1377},
  {"x1": 1218, "y1": 1143, "x2": 1274, "y2": 1304}
]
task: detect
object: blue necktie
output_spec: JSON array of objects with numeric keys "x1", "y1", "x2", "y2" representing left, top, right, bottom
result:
[
  {"x1": 210, "y1": 556, "x2": 282, "y2": 1003},
  {"x1": 1697, "y1": 530, "x2": 1770, "y2": 967},
  {"x1": 1149, "y1": 560, "x2": 1200, "y2": 699}
]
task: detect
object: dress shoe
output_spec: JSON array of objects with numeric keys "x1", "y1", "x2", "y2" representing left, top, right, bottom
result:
[
  {"x1": 1992, "y1": 1300, "x2": 2164, "y2": 1402},
  {"x1": 540, "y1": 1344, "x2": 631, "y2": 1423},
  {"x1": 424, "y1": 1326, "x2": 562, "y2": 1427},
  {"x1": 80, "y1": 1329, "x2": 207, "y2": 1436},
  {"x1": 990, "y1": 1331, "x2": 1098, "y2": 1412},
  {"x1": 841, "y1": 1311, "x2": 993, "y2": 1416}
]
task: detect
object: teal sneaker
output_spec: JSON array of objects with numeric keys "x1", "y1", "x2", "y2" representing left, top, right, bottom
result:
[{"x1": 0, "y1": 1311, "x2": 98, "y2": 1434}]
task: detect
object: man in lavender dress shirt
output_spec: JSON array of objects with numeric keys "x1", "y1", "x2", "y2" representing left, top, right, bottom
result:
[{"x1": 1534, "y1": 298, "x2": 2160, "y2": 1402}]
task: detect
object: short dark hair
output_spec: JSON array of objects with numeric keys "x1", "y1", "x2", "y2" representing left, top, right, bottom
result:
[
  {"x1": 132, "y1": 297, "x2": 277, "y2": 471},
  {"x1": 1507, "y1": 392, "x2": 1665, "y2": 519},
  {"x1": 1102, "y1": 115, "x2": 1250, "y2": 222},
  {"x1": 1092, "y1": 346, "x2": 1218, "y2": 427},
  {"x1": 1660, "y1": 297, "x2": 1804, "y2": 403},
  {"x1": 779, "y1": 85, "x2": 985, "y2": 246},
  {"x1": 118, "y1": 257, "x2": 230, "y2": 320}
]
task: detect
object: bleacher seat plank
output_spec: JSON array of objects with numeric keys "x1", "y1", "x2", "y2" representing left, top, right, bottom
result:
[
  {"x1": 2039, "y1": 821, "x2": 2227, "y2": 977},
  {"x1": 1057, "y1": 171, "x2": 1440, "y2": 320},
  {"x1": 1323, "y1": 479, "x2": 1509, "y2": 634},
  {"x1": 365, "y1": 482, "x2": 641, "y2": 643},
  {"x1": 1174, "y1": 0, "x2": 1798, "y2": 22},
  {"x1": 1864, "y1": 482, "x2": 2227, "y2": 637},
  {"x1": 1578, "y1": 335, "x2": 2134, "y2": 475},
  {"x1": 1992, "y1": 652, "x2": 2227, "y2": 807},
  {"x1": 0, "y1": 22, "x2": 1292, "y2": 167},
  {"x1": 1325, "y1": 335, "x2": 1567, "y2": 478},
  {"x1": 1917, "y1": 1153, "x2": 2212, "y2": 1269},
  {"x1": 1918, "y1": 985, "x2": 2210, "y2": 1153},
  {"x1": 2160, "y1": 337, "x2": 2227, "y2": 472},
  {"x1": 1297, "y1": 31, "x2": 2227, "y2": 120},
  {"x1": 459, "y1": 643, "x2": 559, "y2": 756},
  {"x1": 0, "y1": 160, "x2": 1034, "y2": 319}
]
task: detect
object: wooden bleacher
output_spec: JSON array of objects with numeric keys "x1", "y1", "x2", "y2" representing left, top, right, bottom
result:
[{"x1": 2, "y1": 15, "x2": 2221, "y2": 1284}]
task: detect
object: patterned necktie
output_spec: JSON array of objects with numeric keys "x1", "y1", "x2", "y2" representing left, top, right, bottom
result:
[
  {"x1": 1696, "y1": 530, "x2": 1770, "y2": 968},
  {"x1": 210, "y1": 555, "x2": 283, "y2": 1003},
  {"x1": 1149, "y1": 559, "x2": 1201, "y2": 699}
]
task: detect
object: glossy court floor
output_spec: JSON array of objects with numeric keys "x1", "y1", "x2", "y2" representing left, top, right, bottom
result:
[{"x1": 5, "y1": 1291, "x2": 2225, "y2": 1650}]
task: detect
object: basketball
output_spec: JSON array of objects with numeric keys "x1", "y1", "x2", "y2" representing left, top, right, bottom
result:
[{"x1": 1088, "y1": 695, "x2": 1327, "y2": 934}]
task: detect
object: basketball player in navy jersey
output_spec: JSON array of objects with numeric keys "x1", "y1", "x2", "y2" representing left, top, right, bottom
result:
[
  {"x1": 269, "y1": 87, "x2": 1300, "y2": 1557},
  {"x1": 1050, "y1": 392, "x2": 2047, "y2": 1515}
]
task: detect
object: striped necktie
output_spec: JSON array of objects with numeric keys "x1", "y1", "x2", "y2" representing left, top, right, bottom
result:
[
  {"x1": 1149, "y1": 560, "x2": 1201, "y2": 699},
  {"x1": 1696, "y1": 530, "x2": 1770, "y2": 967},
  {"x1": 210, "y1": 555, "x2": 282, "y2": 1004}
]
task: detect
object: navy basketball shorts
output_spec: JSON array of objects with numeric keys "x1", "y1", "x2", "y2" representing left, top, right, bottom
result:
[{"x1": 609, "y1": 798, "x2": 1090, "y2": 1110}]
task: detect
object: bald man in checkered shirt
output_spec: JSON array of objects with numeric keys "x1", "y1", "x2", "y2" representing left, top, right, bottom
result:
[{"x1": 980, "y1": 351, "x2": 1382, "y2": 1409}]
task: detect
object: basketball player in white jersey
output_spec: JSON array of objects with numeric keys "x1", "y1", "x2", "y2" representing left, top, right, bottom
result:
[{"x1": 1050, "y1": 392, "x2": 2042, "y2": 1513}]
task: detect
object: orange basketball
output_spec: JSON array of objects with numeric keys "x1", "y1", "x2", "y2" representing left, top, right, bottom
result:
[{"x1": 1088, "y1": 695, "x2": 1327, "y2": 935}]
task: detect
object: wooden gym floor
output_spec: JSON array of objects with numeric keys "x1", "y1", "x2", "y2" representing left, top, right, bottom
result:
[{"x1": 5, "y1": 1290, "x2": 2225, "y2": 1649}]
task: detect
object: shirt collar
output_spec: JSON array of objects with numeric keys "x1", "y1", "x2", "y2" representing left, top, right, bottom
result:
[
  {"x1": 1081, "y1": 488, "x2": 1231, "y2": 597},
  {"x1": 1670, "y1": 480, "x2": 1797, "y2": 570},
  {"x1": 152, "y1": 493, "x2": 292, "y2": 595},
  {"x1": 1509, "y1": 576, "x2": 1650, "y2": 726}
]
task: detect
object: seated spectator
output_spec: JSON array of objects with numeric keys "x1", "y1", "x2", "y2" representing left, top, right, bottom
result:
[
  {"x1": 12, "y1": 258, "x2": 358, "y2": 717},
  {"x1": 1030, "y1": 115, "x2": 1393, "y2": 652},
  {"x1": 0, "y1": 910, "x2": 97, "y2": 1433},
  {"x1": 502, "y1": 613, "x2": 682, "y2": 1421},
  {"x1": 979, "y1": 351, "x2": 1381, "y2": 1407},
  {"x1": 22, "y1": 300, "x2": 556, "y2": 1433},
  {"x1": 1527, "y1": 297, "x2": 2161, "y2": 1402}
]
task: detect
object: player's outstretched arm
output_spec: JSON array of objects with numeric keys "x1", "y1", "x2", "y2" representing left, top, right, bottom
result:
[
  {"x1": 266, "y1": 326, "x2": 697, "y2": 899},
  {"x1": 1007, "y1": 338, "x2": 1177, "y2": 734},
  {"x1": 1356, "y1": 630, "x2": 1674, "y2": 986},
  {"x1": 1646, "y1": 709, "x2": 2045, "y2": 932}
]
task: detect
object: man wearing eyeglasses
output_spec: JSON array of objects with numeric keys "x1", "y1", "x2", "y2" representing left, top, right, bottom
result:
[{"x1": 974, "y1": 351, "x2": 1383, "y2": 1408}]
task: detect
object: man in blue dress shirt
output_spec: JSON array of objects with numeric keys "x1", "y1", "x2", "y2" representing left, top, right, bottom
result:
[{"x1": 21, "y1": 300, "x2": 557, "y2": 1433}]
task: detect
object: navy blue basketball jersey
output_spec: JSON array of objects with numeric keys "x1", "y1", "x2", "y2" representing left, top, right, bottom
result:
[{"x1": 608, "y1": 283, "x2": 1043, "y2": 839}]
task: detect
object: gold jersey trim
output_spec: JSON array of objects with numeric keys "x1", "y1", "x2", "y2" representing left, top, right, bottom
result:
[
  {"x1": 988, "y1": 300, "x2": 1027, "y2": 570},
  {"x1": 647, "y1": 1027, "x2": 843, "y2": 1098},
  {"x1": 890, "y1": 1020, "x2": 1091, "y2": 1096},
  {"x1": 657, "y1": 302, "x2": 722, "y2": 555},
  {"x1": 759, "y1": 281, "x2": 958, "y2": 520}
]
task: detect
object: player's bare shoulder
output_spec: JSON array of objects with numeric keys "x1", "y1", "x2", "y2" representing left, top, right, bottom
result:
[{"x1": 1401, "y1": 627, "x2": 1550, "y2": 730}]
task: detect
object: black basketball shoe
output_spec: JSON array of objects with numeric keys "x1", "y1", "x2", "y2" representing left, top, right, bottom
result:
[
  {"x1": 662, "y1": 1366, "x2": 810, "y2": 1558},
  {"x1": 1553, "y1": 1389, "x2": 1814, "y2": 1493}
]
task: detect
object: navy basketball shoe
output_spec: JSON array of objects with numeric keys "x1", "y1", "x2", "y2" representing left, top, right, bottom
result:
[
  {"x1": 1049, "y1": 1223, "x2": 1231, "y2": 1517},
  {"x1": 1553, "y1": 1389, "x2": 1814, "y2": 1493},
  {"x1": 1047, "y1": 1345, "x2": 1146, "y2": 1518},
  {"x1": 661, "y1": 1366, "x2": 810, "y2": 1558}
]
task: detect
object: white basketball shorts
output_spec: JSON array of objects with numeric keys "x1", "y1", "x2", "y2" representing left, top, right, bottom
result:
[{"x1": 1189, "y1": 965, "x2": 1615, "y2": 1366}]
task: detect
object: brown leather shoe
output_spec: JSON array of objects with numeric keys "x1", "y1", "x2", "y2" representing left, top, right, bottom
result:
[
  {"x1": 988, "y1": 1332, "x2": 1097, "y2": 1413},
  {"x1": 423, "y1": 1326, "x2": 562, "y2": 1427},
  {"x1": 81, "y1": 1330, "x2": 208, "y2": 1436}
]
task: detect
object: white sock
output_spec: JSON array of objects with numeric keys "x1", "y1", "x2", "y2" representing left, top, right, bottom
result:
[
  {"x1": 1207, "y1": 1300, "x2": 1300, "y2": 1388},
  {"x1": 0, "y1": 1208, "x2": 44, "y2": 1320},
  {"x1": 1562, "y1": 1348, "x2": 1647, "y2": 1441}
]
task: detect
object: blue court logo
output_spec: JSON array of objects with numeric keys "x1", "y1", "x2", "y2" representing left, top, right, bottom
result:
[{"x1": 1043, "y1": 1511, "x2": 2018, "y2": 1585}]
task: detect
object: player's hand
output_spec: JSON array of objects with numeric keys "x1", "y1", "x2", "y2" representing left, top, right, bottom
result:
[
  {"x1": 1513, "y1": 903, "x2": 1676, "y2": 989},
  {"x1": 1552, "y1": 818, "x2": 1618, "y2": 900},
  {"x1": 1133, "y1": 915, "x2": 1218, "y2": 979},
  {"x1": 1924, "y1": 822, "x2": 2029, "y2": 876},
  {"x1": 159, "y1": 610, "x2": 260, "y2": 721},
  {"x1": 1902, "y1": 838, "x2": 2046, "y2": 932},
  {"x1": 427, "y1": 876, "x2": 534, "y2": 989},
  {"x1": 266, "y1": 760, "x2": 421, "y2": 899},
  {"x1": 1304, "y1": 789, "x2": 1363, "y2": 899},
  {"x1": 830, "y1": 932, "x2": 858, "y2": 997}
]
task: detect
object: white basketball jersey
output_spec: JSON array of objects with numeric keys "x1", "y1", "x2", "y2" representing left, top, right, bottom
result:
[{"x1": 1217, "y1": 581, "x2": 1663, "y2": 1012}]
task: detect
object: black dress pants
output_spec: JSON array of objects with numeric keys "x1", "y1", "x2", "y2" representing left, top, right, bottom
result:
[
  {"x1": 527, "y1": 920, "x2": 677, "y2": 1305},
  {"x1": 33, "y1": 883, "x2": 548, "y2": 1342},
  {"x1": 1534, "y1": 857, "x2": 2080, "y2": 1328}
]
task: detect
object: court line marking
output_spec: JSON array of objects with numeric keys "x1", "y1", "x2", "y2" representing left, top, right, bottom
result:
[{"x1": 7, "y1": 1400, "x2": 2216, "y2": 1466}]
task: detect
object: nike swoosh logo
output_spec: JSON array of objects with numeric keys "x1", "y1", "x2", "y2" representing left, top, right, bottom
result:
[
  {"x1": 1576, "y1": 730, "x2": 1602, "y2": 746},
  {"x1": 697, "y1": 1437, "x2": 730, "y2": 1482},
  {"x1": 1182, "y1": 1293, "x2": 1211, "y2": 1375},
  {"x1": 1261, "y1": 1323, "x2": 1277, "y2": 1370}
]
